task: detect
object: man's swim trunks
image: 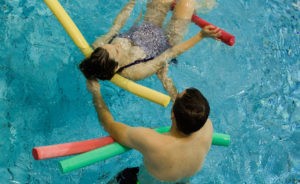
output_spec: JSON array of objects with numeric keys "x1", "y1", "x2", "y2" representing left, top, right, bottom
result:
[{"x1": 116, "y1": 167, "x2": 139, "y2": 184}]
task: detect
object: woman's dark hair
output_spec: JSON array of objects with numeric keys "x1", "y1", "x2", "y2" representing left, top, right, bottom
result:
[
  {"x1": 173, "y1": 88, "x2": 210, "y2": 135},
  {"x1": 79, "y1": 47, "x2": 118, "y2": 80}
]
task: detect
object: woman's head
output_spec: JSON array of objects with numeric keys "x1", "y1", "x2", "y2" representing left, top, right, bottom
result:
[
  {"x1": 172, "y1": 88, "x2": 210, "y2": 135},
  {"x1": 79, "y1": 47, "x2": 118, "y2": 80}
]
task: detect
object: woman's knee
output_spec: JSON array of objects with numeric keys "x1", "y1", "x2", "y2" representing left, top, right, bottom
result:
[
  {"x1": 156, "y1": 0, "x2": 173, "y2": 4},
  {"x1": 173, "y1": 0, "x2": 196, "y2": 19}
]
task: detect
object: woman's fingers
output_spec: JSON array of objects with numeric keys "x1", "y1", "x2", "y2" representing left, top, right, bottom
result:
[
  {"x1": 214, "y1": 30, "x2": 221, "y2": 38},
  {"x1": 205, "y1": 25, "x2": 215, "y2": 29},
  {"x1": 202, "y1": 25, "x2": 222, "y2": 39},
  {"x1": 213, "y1": 27, "x2": 220, "y2": 33}
]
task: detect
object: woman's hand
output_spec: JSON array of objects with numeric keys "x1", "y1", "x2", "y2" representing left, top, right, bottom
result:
[
  {"x1": 92, "y1": 34, "x2": 113, "y2": 49},
  {"x1": 86, "y1": 79, "x2": 101, "y2": 95},
  {"x1": 200, "y1": 25, "x2": 221, "y2": 40}
]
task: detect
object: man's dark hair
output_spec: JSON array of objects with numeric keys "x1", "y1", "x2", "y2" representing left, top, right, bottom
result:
[
  {"x1": 173, "y1": 88, "x2": 210, "y2": 135},
  {"x1": 79, "y1": 47, "x2": 118, "y2": 80}
]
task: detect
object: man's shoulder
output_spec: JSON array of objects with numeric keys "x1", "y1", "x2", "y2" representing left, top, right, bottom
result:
[
  {"x1": 200, "y1": 118, "x2": 213, "y2": 137},
  {"x1": 193, "y1": 119, "x2": 214, "y2": 151},
  {"x1": 128, "y1": 127, "x2": 163, "y2": 136},
  {"x1": 127, "y1": 127, "x2": 168, "y2": 151}
]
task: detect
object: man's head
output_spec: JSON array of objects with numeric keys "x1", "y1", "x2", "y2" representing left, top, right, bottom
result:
[
  {"x1": 172, "y1": 88, "x2": 210, "y2": 135},
  {"x1": 79, "y1": 47, "x2": 118, "y2": 80}
]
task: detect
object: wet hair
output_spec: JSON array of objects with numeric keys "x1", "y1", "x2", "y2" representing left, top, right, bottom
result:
[
  {"x1": 173, "y1": 88, "x2": 210, "y2": 135},
  {"x1": 79, "y1": 47, "x2": 118, "y2": 80}
]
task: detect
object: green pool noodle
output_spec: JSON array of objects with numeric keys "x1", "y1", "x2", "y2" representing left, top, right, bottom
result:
[
  {"x1": 59, "y1": 126, "x2": 230, "y2": 173},
  {"x1": 212, "y1": 132, "x2": 230, "y2": 146}
]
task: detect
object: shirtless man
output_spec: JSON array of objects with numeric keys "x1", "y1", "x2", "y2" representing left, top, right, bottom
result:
[
  {"x1": 86, "y1": 80, "x2": 213, "y2": 184},
  {"x1": 80, "y1": 0, "x2": 220, "y2": 101}
]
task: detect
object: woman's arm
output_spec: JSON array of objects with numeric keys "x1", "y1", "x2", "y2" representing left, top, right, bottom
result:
[
  {"x1": 92, "y1": 0, "x2": 137, "y2": 48},
  {"x1": 121, "y1": 25, "x2": 221, "y2": 78},
  {"x1": 171, "y1": 25, "x2": 221, "y2": 57},
  {"x1": 154, "y1": 26, "x2": 220, "y2": 98},
  {"x1": 156, "y1": 64, "x2": 178, "y2": 102}
]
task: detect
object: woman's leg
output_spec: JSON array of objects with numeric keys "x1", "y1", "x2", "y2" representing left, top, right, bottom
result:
[
  {"x1": 165, "y1": 0, "x2": 196, "y2": 46},
  {"x1": 143, "y1": 0, "x2": 174, "y2": 28}
]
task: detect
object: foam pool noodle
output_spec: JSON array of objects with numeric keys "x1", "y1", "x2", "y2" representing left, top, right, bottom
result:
[
  {"x1": 59, "y1": 126, "x2": 230, "y2": 173},
  {"x1": 32, "y1": 136, "x2": 115, "y2": 160}
]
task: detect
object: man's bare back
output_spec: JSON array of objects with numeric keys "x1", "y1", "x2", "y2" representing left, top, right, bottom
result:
[{"x1": 130, "y1": 119, "x2": 213, "y2": 181}]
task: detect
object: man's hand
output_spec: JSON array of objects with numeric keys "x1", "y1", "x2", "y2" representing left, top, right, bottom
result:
[
  {"x1": 86, "y1": 79, "x2": 101, "y2": 95},
  {"x1": 199, "y1": 25, "x2": 221, "y2": 40}
]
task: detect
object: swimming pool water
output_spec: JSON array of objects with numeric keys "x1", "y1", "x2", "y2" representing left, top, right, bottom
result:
[{"x1": 0, "y1": 0, "x2": 299, "y2": 183}]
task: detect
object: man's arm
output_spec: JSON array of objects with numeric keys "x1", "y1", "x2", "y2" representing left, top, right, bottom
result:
[
  {"x1": 92, "y1": 0, "x2": 136, "y2": 48},
  {"x1": 86, "y1": 80, "x2": 161, "y2": 152}
]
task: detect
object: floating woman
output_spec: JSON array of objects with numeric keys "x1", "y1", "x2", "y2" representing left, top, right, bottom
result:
[{"x1": 79, "y1": 0, "x2": 222, "y2": 101}]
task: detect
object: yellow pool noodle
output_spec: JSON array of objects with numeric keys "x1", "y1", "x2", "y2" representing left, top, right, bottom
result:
[{"x1": 43, "y1": 0, "x2": 171, "y2": 107}]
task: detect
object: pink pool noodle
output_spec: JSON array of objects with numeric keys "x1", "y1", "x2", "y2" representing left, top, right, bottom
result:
[
  {"x1": 171, "y1": 2, "x2": 235, "y2": 46},
  {"x1": 32, "y1": 136, "x2": 114, "y2": 160}
]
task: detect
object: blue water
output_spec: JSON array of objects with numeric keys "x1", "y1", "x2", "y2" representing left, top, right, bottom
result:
[{"x1": 0, "y1": 0, "x2": 299, "y2": 183}]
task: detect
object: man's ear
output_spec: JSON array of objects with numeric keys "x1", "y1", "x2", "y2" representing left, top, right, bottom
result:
[{"x1": 171, "y1": 111, "x2": 175, "y2": 121}]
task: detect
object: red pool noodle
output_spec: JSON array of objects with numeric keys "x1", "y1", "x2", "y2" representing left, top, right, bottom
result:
[
  {"x1": 32, "y1": 136, "x2": 114, "y2": 160},
  {"x1": 171, "y1": 2, "x2": 235, "y2": 46}
]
